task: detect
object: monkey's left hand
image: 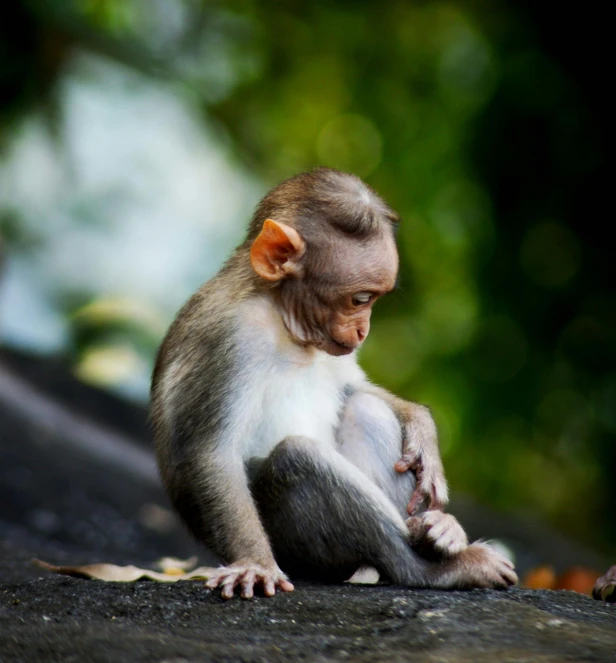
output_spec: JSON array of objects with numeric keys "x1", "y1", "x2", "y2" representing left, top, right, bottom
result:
[
  {"x1": 205, "y1": 561, "x2": 294, "y2": 600},
  {"x1": 394, "y1": 403, "x2": 448, "y2": 514},
  {"x1": 406, "y1": 510, "x2": 468, "y2": 557}
]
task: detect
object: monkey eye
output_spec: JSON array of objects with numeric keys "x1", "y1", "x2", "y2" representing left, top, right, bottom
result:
[{"x1": 351, "y1": 292, "x2": 373, "y2": 307}]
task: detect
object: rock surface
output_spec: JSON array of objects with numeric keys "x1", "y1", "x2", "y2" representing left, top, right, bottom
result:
[
  {"x1": 1, "y1": 346, "x2": 615, "y2": 662},
  {"x1": 1, "y1": 573, "x2": 615, "y2": 662}
]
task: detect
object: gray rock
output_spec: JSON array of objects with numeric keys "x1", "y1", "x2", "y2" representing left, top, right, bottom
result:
[
  {"x1": 1, "y1": 347, "x2": 614, "y2": 662},
  {"x1": 0, "y1": 579, "x2": 614, "y2": 662}
]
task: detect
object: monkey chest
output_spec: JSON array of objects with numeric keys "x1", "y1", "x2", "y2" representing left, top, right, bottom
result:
[{"x1": 239, "y1": 361, "x2": 344, "y2": 460}]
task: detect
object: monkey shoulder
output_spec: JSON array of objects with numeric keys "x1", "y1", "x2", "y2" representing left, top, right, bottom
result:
[{"x1": 151, "y1": 282, "x2": 244, "y2": 429}]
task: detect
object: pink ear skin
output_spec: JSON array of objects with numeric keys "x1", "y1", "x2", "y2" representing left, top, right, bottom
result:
[{"x1": 250, "y1": 219, "x2": 306, "y2": 281}]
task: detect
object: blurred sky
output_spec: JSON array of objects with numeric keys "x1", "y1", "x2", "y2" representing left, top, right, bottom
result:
[{"x1": 0, "y1": 50, "x2": 260, "y2": 397}]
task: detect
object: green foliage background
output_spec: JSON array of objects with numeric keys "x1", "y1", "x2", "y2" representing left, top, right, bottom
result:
[{"x1": 1, "y1": 1, "x2": 613, "y2": 555}]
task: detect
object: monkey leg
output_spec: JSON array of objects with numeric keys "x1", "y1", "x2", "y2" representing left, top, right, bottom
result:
[
  {"x1": 337, "y1": 391, "x2": 467, "y2": 557},
  {"x1": 338, "y1": 390, "x2": 414, "y2": 518},
  {"x1": 251, "y1": 436, "x2": 516, "y2": 589}
]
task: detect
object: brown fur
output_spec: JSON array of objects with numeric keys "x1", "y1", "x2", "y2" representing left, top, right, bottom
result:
[{"x1": 151, "y1": 167, "x2": 517, "y2": 598}]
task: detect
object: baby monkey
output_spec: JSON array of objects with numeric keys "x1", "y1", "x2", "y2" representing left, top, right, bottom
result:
[{"x1": 151, "y1": 168, "x2": 517, "y2": 599}]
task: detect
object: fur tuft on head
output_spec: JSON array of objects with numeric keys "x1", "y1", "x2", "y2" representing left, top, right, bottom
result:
[{"x1": 246, "y1": 168, "x2": 399, "y2": 243}]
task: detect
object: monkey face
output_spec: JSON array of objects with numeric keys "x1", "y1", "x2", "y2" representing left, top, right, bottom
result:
[
  {"x1": 277, "y1": 231, "x2": 399, "y2": 356},
  {"x1": 249, "y1": 202, "x2": 399, "y2": 357}
]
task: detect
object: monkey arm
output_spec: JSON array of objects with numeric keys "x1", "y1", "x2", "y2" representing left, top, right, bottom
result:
[
  {"x1": 338, "y1": 390, "x2": 466, "y2": 559},
  {"x1": 197, "y1": 451, "x2": 294, "y2": 599},
  {"x1": 204, "y1": 452, "x2": 275, "y2": 563},
  {"x1": 348, "y1": 382, "x2": 448, "y2": 513}
]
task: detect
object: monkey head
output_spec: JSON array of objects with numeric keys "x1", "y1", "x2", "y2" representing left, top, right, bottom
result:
[{"x1": 250, "y1": 216, "x2": 398, "y2": 357}]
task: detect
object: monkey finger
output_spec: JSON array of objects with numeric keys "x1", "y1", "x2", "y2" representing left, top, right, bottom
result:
[
  {"x1": 221, "y1": 574, "x2": 240, "y2": 599},
  {"x1": 407, "y1": 489, "x2": 427, "y2": 515},
  {"x1": 205, "y1": 574, "x2": 226, "y2": 589},
  {"x1": 240, "y1": 571, "x2": 256, "y2": 599},
  {"x1": 394, "y1": 459, "x2": 410, "y2": 473},
  {"x1": 278, "y1": 579, "x2": 295, "y2": 593},
  {"x1": 406, "y1": 515, "x2": 427, "y2": 545},
  {"x1": 429, "y1": 488, "x2": 446, "y2": 511},
  {"x1": 395, "y1": 450, "x2": 420, "y2": 473},
  {"x1": 263, "y1": 578, "x2": 276, "y2": 597}
]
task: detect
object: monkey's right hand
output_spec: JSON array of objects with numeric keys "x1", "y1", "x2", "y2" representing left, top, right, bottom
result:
[{"x1": 205, "y1": 561, "x2": 294, "y2": 599}]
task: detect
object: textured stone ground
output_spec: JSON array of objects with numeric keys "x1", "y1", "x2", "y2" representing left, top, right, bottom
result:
[
  {"x1": 1, "y1": 347, "x2": 614, "y2": 662},
  {"x1": 1, "y1": 571, "x2": 615, "y2": 663}
]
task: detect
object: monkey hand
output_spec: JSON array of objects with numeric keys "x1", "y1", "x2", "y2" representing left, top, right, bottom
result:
[
  {"x1": 394, "y1": 404, "x2": 448, "y2": 514},
  {"x1": 406, "y1": 510, "x2": 468, "y2": 557},
  {"x1": 205, "y1": 561, "x2": 294, "y2": 600}
]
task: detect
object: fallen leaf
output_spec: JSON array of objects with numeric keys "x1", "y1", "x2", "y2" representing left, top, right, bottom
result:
[
  {"x1": 154, "y1": 556, "x2": 198, "y2": 572},
  {"x1": 33, "y1": 559, "x2": 218, "y2": 583},
  {"x1": 163, "y1": 568, "x2": 187, "y2": 576}
]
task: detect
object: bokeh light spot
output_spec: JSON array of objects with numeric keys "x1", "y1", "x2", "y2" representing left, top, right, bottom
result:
[{"x1": 75, "y1": 343, "x2": 147, "y2": 388}]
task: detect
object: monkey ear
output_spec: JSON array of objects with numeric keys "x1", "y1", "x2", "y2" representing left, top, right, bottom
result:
[{"x1": 250, "y1": 219, "x2": 306, "y2": 281}]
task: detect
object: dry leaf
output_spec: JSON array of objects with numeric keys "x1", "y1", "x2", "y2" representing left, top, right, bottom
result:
[
  {"x1": 33, "y1": 559, "x2": 218, "y2": 583},
  {"x1": 153, "y1": 556, "x2": 198, "y2": 572},
  {"x1": 163, "y1": 567, "x2": 187, "y2": 576}
]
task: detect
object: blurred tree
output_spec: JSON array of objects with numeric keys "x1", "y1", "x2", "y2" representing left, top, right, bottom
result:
[
  {"x1": 0, "y1": 0, "x2": 613, "y2": 555},
  {"x1": 464, "y1": 1, "x2": 614, "y2": 548}
]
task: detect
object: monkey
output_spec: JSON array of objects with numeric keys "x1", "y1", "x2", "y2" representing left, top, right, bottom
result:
[
  {"x1": 151, "y1": 167, "x2": 517, "y2": 599},
  {"x1": 593, "y1": 566, "x2": 616, "y2": 602}
]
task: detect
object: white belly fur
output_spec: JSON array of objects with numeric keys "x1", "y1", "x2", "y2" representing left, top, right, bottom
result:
[
  {"x1": 232, "y1": 297, "x2": 364, "y2": 461},
  {"x1": 244, "y1": 356, "x2": 343, "y2": 459}
]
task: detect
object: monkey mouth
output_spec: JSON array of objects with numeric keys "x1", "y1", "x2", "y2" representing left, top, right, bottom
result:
[{"x1": 322, "y1": 336, "x2": 356, "y2": 356}]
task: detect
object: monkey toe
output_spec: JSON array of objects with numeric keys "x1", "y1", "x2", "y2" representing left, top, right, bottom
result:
[{"x1": 460, "y1": 542, "x2": 518, "y2": 589}]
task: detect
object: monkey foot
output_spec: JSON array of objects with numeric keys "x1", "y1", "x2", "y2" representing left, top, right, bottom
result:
[
  {"x1": 458, "y1": 542, "x2": 518, "y2": 589},
  {"x1": 205, "y1": 562, "x2": 294, "y2": 600},
  {"x1": 593, "y1": 565, "x2": 616, "y2": 602}
]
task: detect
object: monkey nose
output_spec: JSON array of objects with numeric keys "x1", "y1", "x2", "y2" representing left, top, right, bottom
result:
[{"x1": 356, "y1": 322, "x2": 369, "y2": 343}]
